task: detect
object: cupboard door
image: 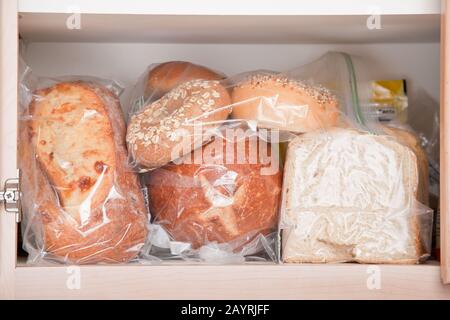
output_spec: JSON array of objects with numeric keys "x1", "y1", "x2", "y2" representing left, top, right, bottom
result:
[
  {"x1": 442, "y1": 0, "x2": 450, "y2": 284},
  {"x1": 0, "y1": 0, "x2": 18, "y2": 299}
]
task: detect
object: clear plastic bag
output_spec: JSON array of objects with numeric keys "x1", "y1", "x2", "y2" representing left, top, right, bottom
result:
[
  {"x1": 18, "y1": 62, "x2": 149, "y2": 265},
  {"x1": 141, "y1": 123, "x2": 282, "y2": 263},
  {"x1": 125, "y1": 58, "x2": 350, "y2": 262},
  {"x1": 279, "y1": 53, "x2": 433, "y2": 264},
  {"x1": 126, "y1": 59, "x2": 346, "y2": 172},
  {"x1": 125, "y1": 54, "x2": 434, "y2": 264},
  {"x1": 280, "y1": 125, "x2": 433, "y2": 264},
  {"x1": 19, "y1": 51, "x2": 434, "y2": 265}
]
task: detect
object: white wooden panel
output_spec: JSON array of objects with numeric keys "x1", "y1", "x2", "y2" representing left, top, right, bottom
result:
[
  {"x1": 0, "y1": 0, "x2": 18, "y2": 300},
  {"x1": 18, "y1": 0, "x2": 441, "y2": 15}
]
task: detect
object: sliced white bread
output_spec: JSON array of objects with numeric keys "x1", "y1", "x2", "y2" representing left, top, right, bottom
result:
[{"x1": 281, "y1": 127, "x2": 428, "y2": 264}]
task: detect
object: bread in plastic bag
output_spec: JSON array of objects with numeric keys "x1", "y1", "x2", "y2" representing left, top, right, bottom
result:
[
  {"x1": 279, "y1": 52, "x2": 433, "y2": 264},
  {"x1": 144, "y1": 61, "x2": 226, "y2": 100},
  {"x1": 127, "y1": 78, "x2": 232, "y2": 169},
  {"x1": 280, "y1": 127, "x2": 432, "y2": 264},
  {"x1": 142, "y1": 124, "x2": 282, "y2": 262},
  {"x1": 126, "y1": 60, "x2": 342, "y2": 172},
  {"x1": 18, "y1": 65, "x2": 149, "y2": 264},
  {"x1": 230, "y1": 73, "x2": 340, "y2": 132}
]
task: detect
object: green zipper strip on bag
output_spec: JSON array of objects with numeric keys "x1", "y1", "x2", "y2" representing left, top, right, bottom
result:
[{"x1": 341, "y1": 52, "x2": 366, "y2": 128}]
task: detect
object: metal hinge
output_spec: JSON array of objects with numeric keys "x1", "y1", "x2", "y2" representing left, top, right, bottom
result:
[{"x1": 0, "y1": 170, "x2": 21, "y2": 223}]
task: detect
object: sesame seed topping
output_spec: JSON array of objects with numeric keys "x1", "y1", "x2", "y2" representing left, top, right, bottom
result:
[{"x1": 238, "y1": 74, "x2": 337, "y2": 106}]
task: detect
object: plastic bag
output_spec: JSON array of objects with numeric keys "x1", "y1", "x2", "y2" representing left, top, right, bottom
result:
[
  {"x1": 279, "y1": 53, "x2": 433, "y2": 264},
  {"x1": 126, "y1": 58, "x2": 350, "y2": 262},
  {"x1": 141, "y1": 122, "x2": 282, "y2": 263},
  {"x1": 126, "y1": 59, "x2": 344, "y2": 172},
  {"x1": 18, "y1": 61, "x2": 149, "y2": 265},
  {"x1": 125, "y1": 54, "x2": 434, "y2": 264}
]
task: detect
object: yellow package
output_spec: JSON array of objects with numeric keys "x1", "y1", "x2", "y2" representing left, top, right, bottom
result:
[{"x1": 370, "y1": 80, "x2": 408, "y2": 123}]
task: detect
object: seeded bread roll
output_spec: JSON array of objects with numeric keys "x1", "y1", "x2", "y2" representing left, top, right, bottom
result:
[
  {"x1": 146, "y1": 61, "x2": 225, "y2": 99},
  {"x1": 127, "y1": 79, "x2": 231, "y2": 169},
  {"x1": 231, "y1": 74, "x2": 339, "y2": 132}
]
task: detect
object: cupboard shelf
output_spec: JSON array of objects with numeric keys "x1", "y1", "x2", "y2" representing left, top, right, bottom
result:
[
  {"x1": 17, "y1": 0, "x2": 441, "y2": 16},
  {"x1": 18, "y1": 0, "x2": 441, "y2": 43},
  {"x1": 0, "y1": 0, "x2": 449, "y2": 299},
  {"x1": 13, "y1": 261, "x2": 450, "y2": 299}
]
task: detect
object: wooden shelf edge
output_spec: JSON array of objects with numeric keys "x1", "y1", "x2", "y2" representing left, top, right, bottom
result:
[
  {"x1": 442, "y1": 0, "x2": 450, "y2": 285},
  {"x1": 14, "y1": 263, "x2": 450, "y2": 299},
  {"x1": 18, "y1": 0, "x2": 441, "y2": 16}
]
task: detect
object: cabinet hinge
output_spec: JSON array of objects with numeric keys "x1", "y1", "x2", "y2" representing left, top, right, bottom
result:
[{"x1": 0, "y1": 170, "x2": 22, "y2": 223}]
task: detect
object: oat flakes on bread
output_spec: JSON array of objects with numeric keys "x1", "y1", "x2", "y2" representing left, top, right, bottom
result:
[{"x1": 127, "y1": 79, "x2": 231, "y2": 169}]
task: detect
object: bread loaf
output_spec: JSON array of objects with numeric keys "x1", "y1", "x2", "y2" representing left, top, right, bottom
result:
[
  {"x1": 382, "y1": 125, "x2": 429, "y2": 206},
  {"x1": 146, "y1": 61, "x2": 225, "y2": 99},
  {"x1": 231, "y1": 74, "x2": 339, "y2": 132},
  {"x1": 19, "y1": 81, "x2": 148, "y2": 264},
  {"x1": 145, "y1": 132, "x2": 282, "y2": 249},
  {"x1": 281, "y1": 128, "x2": 429, "y2": 264}
]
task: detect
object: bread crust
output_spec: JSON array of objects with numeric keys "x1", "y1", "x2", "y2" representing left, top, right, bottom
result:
[
  {"x1": 145, "y1": 134, "x2": 282, "y2": 249},
  {"x1": 146, "y1": 61, "x2": 225, "y2": 99},
  {"x1": 20, "y1": 81, "x2": 148, "y2": 264},
  {"x1": 231, "y1": 74, "x2": 339, "y2": 132},
  {"x1": 127, "y1": 79, "x2": 232, "y2": 169}
]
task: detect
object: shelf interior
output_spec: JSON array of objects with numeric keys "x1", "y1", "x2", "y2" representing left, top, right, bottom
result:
[{"x1": 14, "y1": 2, "x2": 444, "y2": 294}]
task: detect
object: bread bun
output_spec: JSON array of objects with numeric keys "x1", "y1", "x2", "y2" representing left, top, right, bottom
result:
[
  {"x1": 127, "y1": 79, "x2": 232, "y2": 169},
  {"x1": 19, "y1": 81, "x2": 148, "y2": 264},
  {"x1": 146, "y1": 61, "x2": 225, "y2": 99},
  {"x1": 145, "y1": 132, "x2": 282, "y2": 249},
  {"x1": 231, "y1": 74, "x2": 339, "y2": 132}
]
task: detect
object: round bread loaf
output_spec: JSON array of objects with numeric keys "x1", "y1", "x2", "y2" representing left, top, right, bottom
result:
[
  {"x1": 127, "y1": 79, "x2": 232, "y2": 169},
  {"x1": 146, "y1": 133, "x2": 282, "y2": 249},
  {"x1": 231, "y1": 74, "x2": 339, "y2": 132},
  {"x1": 146, "y1": 61, "x2": 225, "y2": 99}
]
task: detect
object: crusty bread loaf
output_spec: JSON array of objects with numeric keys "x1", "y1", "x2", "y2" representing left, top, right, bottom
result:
[
  {"x1": 146, "y1": 61, "x2": 225, "y2": 99},
  {"x1": 145, "y1": 133, "x2": 282, "y2": 249},
  {"x1": 281, "y1": 128, "x2": 427, "y2": 264},
  {"x1": 127, "y1": 79, "x2": 232, "y2": 169},
  {"x1": 231, "y1": 74, "x2": 339, "y2": 132},
  {"x1": 19, "y1": 81, "x2": 148, "y2": 264}
]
